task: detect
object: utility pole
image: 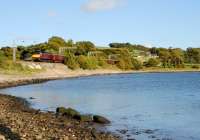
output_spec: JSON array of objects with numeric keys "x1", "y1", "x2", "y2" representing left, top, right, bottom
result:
[{"x1": 13, "y1": 41, "x2": 16, "y2": 63}]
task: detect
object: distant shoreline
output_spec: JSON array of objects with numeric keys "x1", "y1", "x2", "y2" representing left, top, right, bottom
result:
[{"x1": 0, "y1": 67, "x2": 200, "y2": 89}]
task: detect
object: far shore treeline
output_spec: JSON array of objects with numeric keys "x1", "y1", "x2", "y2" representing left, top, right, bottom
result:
[{"x1": 0, "y1": 36, "x2": 200, "y2": 71}]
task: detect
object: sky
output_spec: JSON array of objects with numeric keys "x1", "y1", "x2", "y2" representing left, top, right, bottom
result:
[{"x1": 0, "y1": 0, "x2": 200, "y2": 49}]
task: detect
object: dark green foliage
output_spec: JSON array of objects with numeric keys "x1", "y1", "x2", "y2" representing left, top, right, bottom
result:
[
  {"x1": 185, "y1": 48, "x2": 200, "y2": 64},
  {"x1": 48, "y1": 36, "x2": 67, "y2": 50},
  {"x1": 109, "y1": 43, "x2": 132, "y2": 48},
  {"x1": 66, "y1": 39, "x2": 74, "y2": 47},
  {"x1": 145, "y1": 58, "x2": 160, "y2": 67},
  {"x1": 169, "y1": 48, "x2": 184, "y2": 68},
  {"x1": 156, "y1": 48, "x2": 185, "y2": 68},
  {"x1": 56, "y1": 107, "x2": 80, "y2": 117},
  {"x1": 76, "y1": 41, "x2": 96, "y2": 55},
  {"x1": 191, "y1": 65, "x2": 199, "y2": 69},
  {"x1": 1, "y1": 47, "x2": 13, "y2": 58},
  {"x1": 109, "y1": 43, "x2": 149, "y2": 51},
  {"x1": 74, "y1": 114, "x2": 93, "y2": 122},
  {"x1": 0, "y1": 50, "x2": 6, "y2": 63},
  {"x1": 150, "y1": 47, "x2": 159, "y2": 56}
]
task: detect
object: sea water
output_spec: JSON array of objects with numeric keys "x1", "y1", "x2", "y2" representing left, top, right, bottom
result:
[{"x1": 1, "y1": 72, "x2": 200, "y2": 140}]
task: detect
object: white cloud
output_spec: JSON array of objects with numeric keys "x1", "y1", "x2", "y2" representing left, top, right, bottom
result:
[{"x1": 82, "y1": 0, "x2": 125, "y2": 12}]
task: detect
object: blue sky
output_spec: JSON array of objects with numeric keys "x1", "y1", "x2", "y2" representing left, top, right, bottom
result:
[{"x1": 0, "y1": 0, "x2": 200, "y2": 49}]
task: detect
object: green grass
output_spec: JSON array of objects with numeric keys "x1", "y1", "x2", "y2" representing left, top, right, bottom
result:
[{"x1": 0, "y1": 61, "x2": 43, "y2": 75}]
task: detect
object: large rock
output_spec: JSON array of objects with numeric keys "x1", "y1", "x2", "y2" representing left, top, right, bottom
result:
[
  {"x1": 93, "y1": 115, "x2": 111, "y2": 124},
  {"x1": 74, "y1": 114, "x2": 93, "y2": 122},
  {"x1": 56, "y1": 107, "x2": 80, "y2": 117}
]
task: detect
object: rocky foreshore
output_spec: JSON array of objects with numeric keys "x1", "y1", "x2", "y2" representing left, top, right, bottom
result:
[
  {"x1": 0, "y1": 78, "x2": 57, "y2": 89},
  {"x1": 0, "y1": 94, "x2": 120, "y2": 140}
]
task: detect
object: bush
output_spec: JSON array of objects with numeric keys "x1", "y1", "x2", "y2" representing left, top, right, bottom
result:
[
  {"x1": 145, "y1": 58, "x2": 160, "y2": 67},
  {"x1": 98, "y1": 59, "x2": 109, "y2": 68},
  {"x1": 131, "y1": 58, "x2": 143, "y2": 70},
  {"x1": 117, "y1": 56, "x2": 133, "y2": 70},
  {"x1": 191, "y1": 65, "x2": 199, "y2": 69},
  {"x1": 117, "y1": 59, "x2": 126, "y2": 70},
  {"x1": 77, "y1": 55, "x2": 98, "y2": 70},
  {"x1": 64, "y1": 53, "x2": 79, "y2": 70}
]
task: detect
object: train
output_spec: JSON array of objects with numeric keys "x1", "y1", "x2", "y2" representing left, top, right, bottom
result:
[{"x1": 32, "y1": 52, "x2": 65, "y2": 63}]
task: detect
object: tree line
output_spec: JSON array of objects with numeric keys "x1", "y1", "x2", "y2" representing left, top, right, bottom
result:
[{"x1": 0, "y1": 36, "x2": 200, "y2": 70}]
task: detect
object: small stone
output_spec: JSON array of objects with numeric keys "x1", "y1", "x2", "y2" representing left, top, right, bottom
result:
[
  {"x1": 119, "y1": 129, "x2": 128, "y2": 134},
  {"x1": 35, "y1": 134, "x2": 43, "y2": 140},
  {"x1": 0, "y1": 135, "x2": 5, "y2": 140},
  {"x1": 144, "y1": 129, "x2": 154, "y2": 134},
  {"x1": 91, "y1": 129, "x2": 99, "y2": 139},
  {"x1": 29, "y1": 97, "x2": 35, "y2": 100},
  {"x1": 63, "y1": 136, "x2": 69, "y2": 140}
]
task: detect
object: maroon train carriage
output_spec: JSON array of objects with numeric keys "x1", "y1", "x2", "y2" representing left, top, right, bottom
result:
[
  {"x1": 51, "y1": 54, "x2": 65, "y2": 63},
  {"x1": 32, "y1": 53, "x2": 65, "y2": 63}
]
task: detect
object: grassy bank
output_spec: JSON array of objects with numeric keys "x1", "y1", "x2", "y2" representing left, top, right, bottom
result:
[{"x1": 0, "y1": 61, "x2": 43, "y2": 75}]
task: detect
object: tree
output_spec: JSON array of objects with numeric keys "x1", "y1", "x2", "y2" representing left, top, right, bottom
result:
[
  {"x1": 109, "y1": 43, "x2": 149, "y2": 51},
  {"x1": 169, "y1": 49, "x2": 184, "y2": 68},
  {"x1": 131, "y1": 58, "x2": 143, "y2": 70},
  {"x1": 1, "y1": 47, "x2": 13, "y2": 59},
  {"x1": 48, "y1": 36, "x2": 67, "y2": 50},
  {"x1": 150, "y1": 47, "x2": 159, "y2": 56},
  {"x1": 145, "y1": 58, "x2": 160, "y2": 67},
  {"x1": 76, "y1": 41, "x2": 96, "y2": 55},
  {"x1": 158, "y1": 49, "x2": 171, "y2": 68},
  {"x1": 185, "y1": 48, "x2": 200, "y2": 64},
  {"x1": 66, "y1": 39, "x2": 74, "y2": 47},
  {"x1": 109, "y1": 43, "x2": 132, "y2": 48}
]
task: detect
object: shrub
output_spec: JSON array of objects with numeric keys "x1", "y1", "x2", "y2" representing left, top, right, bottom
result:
[
  {"x1": 77, "y1": 55, "x2": 98, "y2": 70},
  {"x1": 131, "y1": 58, "x2": 143, "y2": 70},
  {"x1": 98, "y1": 59, "x2": 109, "y2": 68},
  {"x1": 191, "y1": 65, "x2": 199, "y2": 69},
  {"x1": 64, "y1": 53, "x2": 79, "y2": 70},
  {"x1": 117, "y1": 56, "x2": 133, "y2": 70},
  {"x1": 145, "y1": 58, "x2": 160, "y2": 67},
  {"x1": 117, "y1": 59, "x2": 127, "y2": 70}
]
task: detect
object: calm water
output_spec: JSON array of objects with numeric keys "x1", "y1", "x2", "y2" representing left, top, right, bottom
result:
[{"x1": 1, "y1": 72, "x2": 200, "y2": 140}]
